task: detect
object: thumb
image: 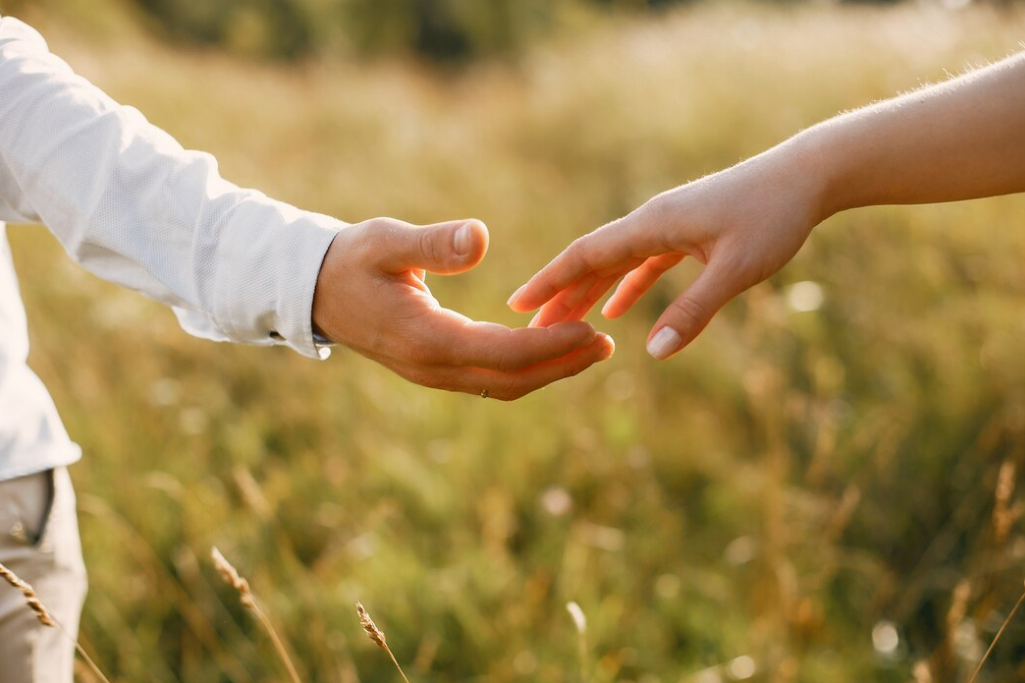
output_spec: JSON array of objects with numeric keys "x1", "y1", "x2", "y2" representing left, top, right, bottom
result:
[
  {"x1": 383, "y1": 219, "x2": 489, "y2": 275},
  {"x1": 646, "y1": 259, "x2": 740, "y2": 360}
]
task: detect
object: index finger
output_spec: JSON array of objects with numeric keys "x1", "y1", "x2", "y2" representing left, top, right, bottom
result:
[
  {"x1": 508, "y1": 208, "x2": 663, "y2": 313},
  {"x1": 405, "y1": 333, "x2": 616, "y2": 401},
  {"x1": 416, "y1": 309, "x2": 604, "y2": 372}
]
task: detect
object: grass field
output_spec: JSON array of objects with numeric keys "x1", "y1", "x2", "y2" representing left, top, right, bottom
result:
[{"x1": 9, "y1": 2, "x2": 1025, "y2": 681}]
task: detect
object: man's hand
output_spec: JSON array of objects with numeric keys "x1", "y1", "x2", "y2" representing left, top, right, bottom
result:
[{"x1": 312, "y1": 217, "x2": 615, "y2": 400}]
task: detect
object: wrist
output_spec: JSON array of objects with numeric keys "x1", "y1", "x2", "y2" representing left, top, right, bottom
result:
[
  {"x1": 777, "y1": 125, "x2": 846, "y2": 225},
  {"x1": 791, "y1": 110, "x2": 894, "y2": 222}
]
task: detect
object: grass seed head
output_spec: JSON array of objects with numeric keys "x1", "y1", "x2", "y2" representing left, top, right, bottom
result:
[
  {"x1": 211, "y1": 547, "x2": 255, "y2": 609},
  {"x1": 357, "y1": 602, "x2": 388, "y2": 650},
  {"x1": 994, "y1": 460, "x2": 1017, "y2": 542},
  {"x1": 0, "y1": 561, "x2": 56, "y2": 627},
  {"x1": 356, "y1": 602, "x2": 411, "y2": 683},
  {"x1": 566, "y1": 601, "x2": 587, "y2": 634}
]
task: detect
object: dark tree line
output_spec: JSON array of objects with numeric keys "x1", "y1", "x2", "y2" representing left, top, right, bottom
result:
[{"x1": 8, "y1": 0, "x2": 1017, "y2": 62}]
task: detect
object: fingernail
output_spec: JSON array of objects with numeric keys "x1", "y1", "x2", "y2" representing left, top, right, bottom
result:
[
  {"x1": 507, "y1": 285, "x2": 526, "y2": 306},
  {"x1": 647, "y1": 327, "x2": 682, "y2": 360},
  {"x1": 599, "y1": 334, "x2": 616, "y2": 360},
  {"x1": 454, "y1": 223, "x2": 473, "y2": 256}
]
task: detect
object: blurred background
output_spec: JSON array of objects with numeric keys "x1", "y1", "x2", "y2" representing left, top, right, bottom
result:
[{"x1": 5, "y1": 0, "x2": 1025, "y2": 681}]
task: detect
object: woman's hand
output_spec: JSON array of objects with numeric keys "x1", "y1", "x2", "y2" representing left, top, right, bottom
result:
[{"x1": 508, "y1": 142, "x2": 824, "y2": 360}]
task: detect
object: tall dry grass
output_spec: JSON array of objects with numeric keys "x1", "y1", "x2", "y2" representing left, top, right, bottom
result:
[
  {"x1": 7, "y1": 1, "x2": 1025, "y2": 681},
  {"x1": 212, "y1": 547, "x2": 304, "y2": 683},
  {"x1": 357, "y1": 601, "x2": 412, "y2": 683}
]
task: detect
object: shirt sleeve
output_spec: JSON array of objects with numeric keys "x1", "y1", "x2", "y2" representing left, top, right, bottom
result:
[{"x1": 0, "y1": 17, "x2": 345, "y2": 359}]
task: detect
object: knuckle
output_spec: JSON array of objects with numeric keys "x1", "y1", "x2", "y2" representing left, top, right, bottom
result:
[
  {"x1": 419, "y1": 229, "x2": 441, "y2": 265},
  {"x1": 638, "y1": 196, "x2": 679, "y2": 252},
  {"x1": 566, "y1": 358, "x2": 590, "y2": 379},
  {"x1": 355, "y1": 218, "x2": 395, "y2": 256},
  {"x1": 642, "y1": 193, "x2": 673, "y2": 224},
  {"x1": 366, "y1": 216, "x2": 394, "y2": 230},
  {"x1": 451, "y1": 333, "x2": 516, "y2": 371},
  {"x1": 363, "y1": 217, "x2": 392, "y2": 237},
  {"x1": 489, "y1": 347, "x2": 517, "y2": 373},
  {"x1": 538, "y1": 267, "x2": 562, "y2": 292},
  {"x1": 564, "y1": 237, "x2": 592, "y2": 267},
  {"x1": 669, "y1": 296, "x2": 708, "y2": 332}
]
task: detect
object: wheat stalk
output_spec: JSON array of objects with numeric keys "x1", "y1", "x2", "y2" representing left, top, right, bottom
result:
[
  {"x1": 566, "y1": 601, "x2": 590, "y2": 683},
  {"x1": 0, "y1": 560, "x2": 111, "y2": 683},
  {"x1": 993, "y1": 460, "x2": 1017, "y2": 543},
  {"x1": 0, "y1": 560, "x2": 54, "y2": 626},
  {"x1": 356, "y1": 602, "x2": 411, "y2": 683},
  {"x1": 211, "y1": 547, "x2": 302, "y2": 683},
  {"x1": 967, "y1": 579, "x2": 1025, "y2": 683}
]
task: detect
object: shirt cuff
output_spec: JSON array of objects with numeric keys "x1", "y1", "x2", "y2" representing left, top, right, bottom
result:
[
  {"x1": 263, "y1": 211, "x2": 344, "y2": 360},
  {"x1": 210, "y1": 201, "x2": 346, "y2": 360}
]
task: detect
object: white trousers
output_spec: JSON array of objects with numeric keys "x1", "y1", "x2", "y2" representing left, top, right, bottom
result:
[{"x1": 0, "y1": 469, "x2": 87, "y2": 683}]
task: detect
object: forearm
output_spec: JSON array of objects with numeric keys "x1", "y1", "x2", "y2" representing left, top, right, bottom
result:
[
  {"x1": 0, "y1": 17, "x2": 342, "y2": 357},
  {"x1": 511, "y1": 53, "x2": 1025, "y2": 359},
  {"x1": 797, "y1": 51, "x2": 1025, "y2": 218}
]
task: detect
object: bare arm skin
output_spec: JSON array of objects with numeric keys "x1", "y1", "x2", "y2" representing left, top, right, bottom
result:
[{"x1": 508, "y1": 51, "x2": 1025, "y2": 360}]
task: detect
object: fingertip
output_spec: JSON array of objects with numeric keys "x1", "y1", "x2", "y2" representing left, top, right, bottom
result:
[
  {"x1": 597, "y1": 333, "x2": 616, "y2": 360},
  {"x1": 509, "y1": 282, "x2": 544, "y2": 312},
  {"x1": 601, "y1": 297, "x2": 626, "y2": 320},
  {"x1": 646, "y1": 326, "x2": 683, "y2": 361},
  {"x1": 455, "y1": 219, "x2": 489, "y2": 263},
  {"x1": 470, "y1": 218, "x2": 489, "y2": 248},
  {"x1": 506, "y1": 284, "x2": 526, "y2": 308}
]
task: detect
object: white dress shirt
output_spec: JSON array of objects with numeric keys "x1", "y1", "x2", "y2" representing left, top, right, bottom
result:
[{"x1": 0, "y1": 17, "x2": 344, "y2": 480}]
